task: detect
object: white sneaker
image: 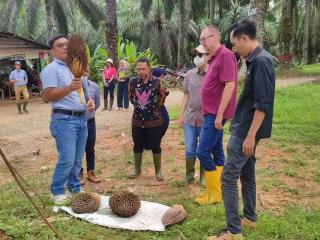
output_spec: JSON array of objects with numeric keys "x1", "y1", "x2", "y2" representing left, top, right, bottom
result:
[
  {"x1": 51, "y1": 194, "x2": 68, "y2": 204},
  {"x1": 116, "y1": 108, "x2": 121, "y2": 111},
  {"x1": 124, "y1": 108, "x2": 128, "y2": 112},
  {"x1": 65, "y1": 188, "x2": 85, "y2": 197}
]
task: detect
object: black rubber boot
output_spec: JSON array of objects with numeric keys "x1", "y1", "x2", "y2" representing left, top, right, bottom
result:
[
  {"x1": 102, "y1": 99, "x2": 108, "y2": 111},
  {"x1": 17, "y1": 103, "x2": 22, "y2": 114},
  {"x1": 23, "y1": 102, "x2": 29, "y2": 113},
  {"x1": 109, "y1": 98, "x2": 114, "y2": 111},
  {"x1": 200, "y1": 164, "x2": 206, "y2": 187}
]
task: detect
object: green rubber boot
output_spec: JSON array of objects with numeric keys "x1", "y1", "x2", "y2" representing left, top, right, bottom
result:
[
  {"x1": 153, "y1": 153, "x2": 164, "y2": 181},
  {"x1": 200, "y1": 164, "x2": 206, "y2": 187},
  {"x1": 185, "y1": 158, "x2": 196, "y2": 183},
  {"x1": 129, "y1": 153, "x2": 142, "y2": 178}
]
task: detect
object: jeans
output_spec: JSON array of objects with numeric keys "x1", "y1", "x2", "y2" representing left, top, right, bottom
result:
[
  {"x1": 196, "y1": 114, "x2": 225, "y2": 171},
  {"x1": 183, "y1": 123, "x2": 203, "y2": 159},
  {"x1": 85, "y1": 118, "x2": 96, "y2": 170},
  {"x1": 103, "y1": 81, "x2": 115, "y2": 100},
  {"x1": 50, "y1": 113, "x2": 88, "y2": 195},
  {"x1": 117, "y1": 79, "x2": 129, "y2": 108},
  {"x1": 222, "y1": 135, "x2": 258, "y2": 234}
]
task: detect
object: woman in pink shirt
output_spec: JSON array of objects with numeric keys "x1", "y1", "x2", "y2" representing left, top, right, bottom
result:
[{"x1": 103, "y1": 58, "x2": 117, "y2": 111}]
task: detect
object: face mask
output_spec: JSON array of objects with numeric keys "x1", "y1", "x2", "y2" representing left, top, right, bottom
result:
[{"x1": 194, "y1": 55, "x2": 205, "y2": 67}]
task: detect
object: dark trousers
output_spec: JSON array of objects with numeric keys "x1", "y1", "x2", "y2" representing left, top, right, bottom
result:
[
  {"x1": 196, "y1": 114, "x2": 226, "y2": 171},
  {"x1": 222, "y1": 135, "x2": 258, "y2": 234},
  {"x1": 117, "y1": 79, "x2": 129, "y2": 108},
  {"x1": 160, "y1": 106, "x2": 169, "y2": 138},
  {"x1": 132, "y1": 125, "x2": 162, "y2": 154},
  {"x1": 85, "y1": 118, "x2": 96, "y2": 170},
  {"x1": 103, "y1": 81, "x2": 115, "y2": 100}
]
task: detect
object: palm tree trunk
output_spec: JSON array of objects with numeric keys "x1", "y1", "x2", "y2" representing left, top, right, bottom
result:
[
  {"x1": 249, "y1": 0, "x2": 267, "y2": 46},
  {"x1": 106, "y1": 0, "x2": 118, "y2": 67},
  {"x1": 177, "y1": 0, "x2": 191, "y2": 66},
  {"x1": 279, "y1": 0, "x2": 292, "y2": 53},
  {"x1": 209, "y1": 0, "x2": 215, "y2": 25},
  {"x1": 45, "y1": 0, "x2": 54, "y2": 40},
  {"x1": 302, "y1": 0, "x2": 311, "y2": 64}
]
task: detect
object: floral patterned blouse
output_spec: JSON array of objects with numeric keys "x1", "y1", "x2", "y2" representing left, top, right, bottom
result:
[{"x1": 129, "y1": 76, "x2": 167, "y2": 128}]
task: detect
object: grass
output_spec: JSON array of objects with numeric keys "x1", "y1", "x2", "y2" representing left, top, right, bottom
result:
[
  {"x1": 1, "y1": 83, "x2": 320, "y2": 239},
  {"x1": 277, "y1": 63, "x2": 320, "y2": 77}
]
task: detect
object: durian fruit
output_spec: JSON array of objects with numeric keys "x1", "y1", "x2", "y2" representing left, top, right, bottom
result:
[
  {"x1": 109, "y1": 191, "x2": 141, "y2": 217},
  {"x1": 71, "y1": 193, "x2": 101, "y2": 214}
]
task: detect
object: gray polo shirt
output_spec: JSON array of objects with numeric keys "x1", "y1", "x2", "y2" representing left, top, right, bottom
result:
[
  {"x1": 230, "y1": 46, "x2": 275, "y2": 140},
  {"x1": 183, "y1": 68, "x2": 205, "y2": 127}
]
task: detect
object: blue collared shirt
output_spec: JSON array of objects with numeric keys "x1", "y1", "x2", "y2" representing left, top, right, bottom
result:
[
  {"x1": 85, "y1": 78, "x2": 100, "y2": 119},
  {"x1": 9, "y1": 69, "x2": 28, "y2": 87},
  {"x1": 40, "y1": 58, "x2": 89, "y2": 111}
]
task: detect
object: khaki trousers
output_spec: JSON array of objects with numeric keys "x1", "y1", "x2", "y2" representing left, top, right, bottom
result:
[{"x1": 15, "y1": 86, "x2": 29, "y2": 104}]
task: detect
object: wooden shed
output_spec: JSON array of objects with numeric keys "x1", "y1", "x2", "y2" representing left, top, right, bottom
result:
[{"x1": 0, "y1": 32, "x2": 50, "y2": 100}]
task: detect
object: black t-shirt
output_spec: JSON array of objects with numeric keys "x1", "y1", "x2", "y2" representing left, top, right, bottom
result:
[{"x1": 230, "y1": 46, "x2": 275, "y2": 140}]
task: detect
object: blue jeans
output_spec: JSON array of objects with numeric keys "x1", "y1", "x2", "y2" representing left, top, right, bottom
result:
[
  {"x1": 222, "y1": 135, "x2": 258, "y2": 234},
  {"x1": 184, "y1": 124, "x2": 203, "y2": 159},
  {"x1": 85, "y1": 118, "x2": 96, "y2": 170},
  {"x1": 196, "y1": 114, "x2": 225, "y2": 171},
  {"x1": 117, "y1": 79, "x2": 129, "y2": 108},
  {"x1": 103, "y1": 81, "x2": 115, "y2": 100},
  {"x1": 50, "y1": 113, "x2": 88, "y2": 195}
]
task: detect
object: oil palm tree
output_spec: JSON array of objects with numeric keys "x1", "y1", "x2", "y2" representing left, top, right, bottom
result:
[
  {"x1": 106, "y1": 0, "x2": 118, "y2": 66},
  {"x1": 248, "y1": 0, "x2": 267, "y2": 45}
]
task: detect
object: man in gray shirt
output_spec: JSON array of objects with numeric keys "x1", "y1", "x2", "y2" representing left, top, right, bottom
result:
[{"x1": 179, "y1": 45, "x2": 208, "y2": 186}]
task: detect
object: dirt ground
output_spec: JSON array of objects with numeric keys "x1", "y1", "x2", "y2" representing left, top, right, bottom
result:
[{"x1": 0, "y1": 76, "x2": 320, "y2": 215}]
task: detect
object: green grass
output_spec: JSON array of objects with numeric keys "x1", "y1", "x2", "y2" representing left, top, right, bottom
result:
[
  {"x1": 272, "y1": 83, "x2": 320, "y2": 145},
  {"x1": 1, "y1": 178, "x2": 320, "y2": 240},
  {"x1": 293, "y1": 63, "x2": 320, "y2": 75}
]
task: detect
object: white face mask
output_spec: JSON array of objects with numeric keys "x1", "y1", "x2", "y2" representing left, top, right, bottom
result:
[{"x1": 194, "y1": 55, "x2": 205, "y2": 67}]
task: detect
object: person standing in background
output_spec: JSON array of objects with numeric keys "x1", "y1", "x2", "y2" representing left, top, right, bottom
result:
[
  {"x1": 103, "y1": 58, "x2": 116, "y2": 111},
  {"x1": 116, "y1": 59, "x2": 130, "y2": 111}
]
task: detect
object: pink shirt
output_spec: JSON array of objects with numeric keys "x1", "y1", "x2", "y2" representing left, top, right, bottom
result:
[
  {"x1": 103, "y1": 67, "x2": 116, "y2": 82},
  {"x1": 201, "y1": 45, "x2": 237, "y2": 119}
]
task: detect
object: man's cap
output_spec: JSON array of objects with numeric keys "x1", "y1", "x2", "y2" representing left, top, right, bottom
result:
[
  {"x1": 48, "y1": 34, "x2": 68, "y2": 49},
  {"x1": 106, "y1": 58, "x2": 114, "y2": 64},
  {"x1": 14, "y1": 61, "x2": 21, "y2": 65},
  {"x1": 195, "y1": 45, "x2": 208, "y2": 54}
]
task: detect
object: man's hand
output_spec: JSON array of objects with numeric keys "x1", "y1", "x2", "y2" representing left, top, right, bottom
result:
[
  {"x1": 242, "y1": 135, "x2": 255, "y2": 158},
  {"x1": 70, "y1": 78, "x2": 82, "y2": 90},
  {"x1": 87, "y1": 98, "x2": 95, "y2": 112},
  {"x1": 179, "y1": 117, "x2": 184, "y2": 127},
  {"x1": 214, "y1": 113, "x2": 223, "y2": 130}
]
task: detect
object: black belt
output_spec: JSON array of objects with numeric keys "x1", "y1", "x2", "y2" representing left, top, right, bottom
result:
[{"x1": 53, "y1": 109, "x2": 85, "y2": 116}]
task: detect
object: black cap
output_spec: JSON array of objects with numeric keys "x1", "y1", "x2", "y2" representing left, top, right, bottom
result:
[{"x1": 48, "y1": 34, "x2": 68, "y2": 49}]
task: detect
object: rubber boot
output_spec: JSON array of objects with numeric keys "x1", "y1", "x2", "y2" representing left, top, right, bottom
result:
[
  {"x1": 129, "y1": 153, "x2": 142, "y2": 178},
  {"x1": 23, "y1": 102, "x2": 29, "y2": 113},
  {"x1": 103, "y1": 99, "x2": 108, "y2": 111},
  {"x1": 185, "y1": 158, "x2": 196, "y2": 183},
  {"x1": 87, "y1": 170, "x2": 101, "y2": 183},
  {"x1": 17, "y1": 103, "x2": 22, "y2": 114},
  {"x1": 200, "y1": 164, "x2": 206, "y2": 187},
  {"x1": 109, "y1": 98, "x2": 113, "y2": 111},
  {"x1": 153, "y1": 153, "x2": 164, "y2": 181},
  {"x1": 79, "y1": 169, "x2": 85, "y2": 186},
  {"x1": 195, "y1": 170, "x2": 214, "y2": 205},
  {"x1": 212, "y1": 166, "x2": 223, "y2": 204}
]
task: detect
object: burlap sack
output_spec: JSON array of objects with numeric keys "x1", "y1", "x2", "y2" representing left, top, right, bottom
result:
[{"x1": 161, "y1": 204, "x2": 187, "y2": 227}]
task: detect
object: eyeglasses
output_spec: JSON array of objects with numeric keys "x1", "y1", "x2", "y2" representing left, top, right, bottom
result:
[{"x1": 199, "y1": 34, "x2": 215, "y2": 43}]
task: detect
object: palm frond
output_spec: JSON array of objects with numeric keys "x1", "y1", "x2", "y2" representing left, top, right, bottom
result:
[
  {"x1": 53, "y1": 0, "x2": 68, "y2": 34},
  {"x1": 141, "y1": 0, "x2": 153, "y2": 17},
  {"x1": 162, "y1": 0, "x2": 176, "y2": 19},
  {"x1": 26, "y1": 0, "x2": 41, "y2": 34},
  {"x1": 71, "y1": 0, "x2": 104, "y2": 29}
]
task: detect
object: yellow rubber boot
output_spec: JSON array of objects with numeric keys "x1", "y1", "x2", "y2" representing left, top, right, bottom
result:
[
  {"x1": 195, "y1": 171, "x2": 214, "y2": 205},
  {"x1": 212, "y1": 166, "x2": 223, "y2": 204}
]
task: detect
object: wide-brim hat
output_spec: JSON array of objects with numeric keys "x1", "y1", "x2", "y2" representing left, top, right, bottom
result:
[
  {"x1": 106, "y1": 58, "x2": 113, "y2": 64},
  {"x1": 195, "y1": 45, "x2": 208, "y2": 54}
]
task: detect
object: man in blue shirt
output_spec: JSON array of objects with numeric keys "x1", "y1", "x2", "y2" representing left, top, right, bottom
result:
[
  {"x1": 9, "y1": 61, "x2": 29, "y2": 114},
  {"x1": 40, "y1": 34, "x2": 95, "y2": 204}
]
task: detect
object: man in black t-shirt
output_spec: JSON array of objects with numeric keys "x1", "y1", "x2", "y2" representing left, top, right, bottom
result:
[{"x1": 210, "y1": 20, "x2": 275, "y2": 240}]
